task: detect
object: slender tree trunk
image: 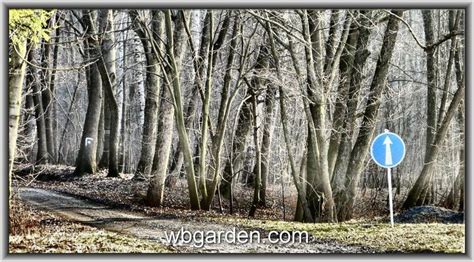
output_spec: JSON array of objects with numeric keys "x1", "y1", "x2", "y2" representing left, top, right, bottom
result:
[
  {"x1": 437, "y1": 11, "x2": 460, "y2": 130},
  {"x1": 220, "y1": 95, "x2": 252, "y2": 198},
  {"x1": 97, "y1": 95, "x2": 105, "y2": 162},
  {"x1": 98, "y1": 88, "x2": 111, "y2": 168},
  {"x1": 8, "y1": 39, "x2": 28, "y2": 196},
  {"x1": 27, "y1": 47, "x2": 49, "y2": 164},
  {"x1": 168, "y1": 86, "x2": 198, "y2": 179},
  {"x1": 197, "y1": 11, "x2": 213, "y2": 205},
  {"x1": 120, "y1": 33, "x2": 128, "y2": 172},
  {"x1": 249, "y1": 93, "x2": 261, "y2": 217},
  {"x1": 146, "y1": 82, "x2": 175, "y2": 206},
  {"x1": 168, "y1": 10, "x2": 201, "y2": 210},
  {"x1": 134, "y1": 10, "x2": 164, "y2": 178},
  {"x1": 49, "y1": 15, "x2": 60, "y2": 162},
  {"x1": 259, "y1": 87, "x2": 277, "y2": 207},
  {"x1": 41, "y1": 14, "x2": 57, "y2": 162},
  {"x1": 457, "y1": 102, "x2": 465, "y2": 212},
  {"x1": 327, "y1": 14, "x2": 357, "y2": 178},
  {"x1": 423, "y1": 10, "x2": 438, "y2": 159}
]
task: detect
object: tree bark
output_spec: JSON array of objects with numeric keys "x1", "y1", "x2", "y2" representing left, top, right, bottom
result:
[
  {"x1": 74, "y1": 10, "x2": 104, "y2": 176},
  {"x1": 146, "y1": 82, "x2": 175, "y2": 206},
  {"x1": 27, "y1": 47, "x2": 49, "y2": 164},
  {"x1": 403, "y1": 77, "x2": 464, "y2": 209},
  {"x1": 327, "y1": 13, "x2": 357, "y2": 178},
  {"x1": 332, "y1": 10, "x2": 372, "y2": 195},
  {"x1": 302, "y1": 10, "x2": 336, "y2": 222},
  {"x1": 40, "y1": 13, "x2": 57, "y2": 162},
  {"x1": 403, "y1": 18, "x2": 465, "y2": 208},
  {"x1": 147, "y1": 10, "x2": 200, "y2": 209},
  {"x1": 249, "y1": 92, "x2": 261, "y2": 217},
  {"x1": 133, "y1": 10, "x2": 164, "y2": 178},
  {"x1": 197, "y1": 11, "x2": 213, "y2": 205},
  {"x1": 221, "y1": 94, "x2": 252, "y2": 198},
  {"x1": 422, "y1": 10, "x2": 438, "y2": 159},
  {"x1": 9, "y1": 39, "x2": 28, "y2": 195},
  {"x1": 259, "y1": 86, "x2": 277, "y2": 207},
  {"x1": 337, "y1": 10, "x2": 403, "y2": 221}
]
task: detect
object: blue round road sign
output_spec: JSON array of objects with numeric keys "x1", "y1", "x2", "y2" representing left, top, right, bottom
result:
[{"x1": 370, "y1": 130, "x2": 406, "y2": 168}]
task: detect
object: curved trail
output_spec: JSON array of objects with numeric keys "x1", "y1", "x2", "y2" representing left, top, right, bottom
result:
[{"x1": 18, "y1": 187, "x2": 375, "y2": 253}]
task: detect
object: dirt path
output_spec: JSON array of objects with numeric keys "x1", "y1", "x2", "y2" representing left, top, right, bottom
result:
[{"x1": 18, "y1": 187, "x2": 376, "y2": 253}]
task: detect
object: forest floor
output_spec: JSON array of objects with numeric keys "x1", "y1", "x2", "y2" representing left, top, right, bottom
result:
[{"x1": 9, "y1": 165, "x2": 465, "y2": 254}]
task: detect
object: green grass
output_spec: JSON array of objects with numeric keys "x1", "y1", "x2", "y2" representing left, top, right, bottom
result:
[
  {"x1": 10, "y1": 227, "x2": 172, "y2": 253},
  {"x1": 210, "y1": 217, "x2": 465, "y2": 253}
]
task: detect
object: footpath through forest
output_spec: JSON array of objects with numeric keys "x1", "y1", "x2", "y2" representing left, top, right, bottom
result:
[{"x1": 17, "y1": 187, "x2": 376, "y2": 253}]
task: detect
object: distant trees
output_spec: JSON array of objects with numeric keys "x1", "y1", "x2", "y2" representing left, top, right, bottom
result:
[{"x1": 404, "y1": 10, "x2": 465, "y2": 209}]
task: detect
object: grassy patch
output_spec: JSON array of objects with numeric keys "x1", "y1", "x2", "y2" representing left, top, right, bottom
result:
[
  {"x1": 210, "y1": 217, "x2": 465, "y2": 253},
  {"x1": 9, "y1": 199, "x2": 171, "y2": 253}
]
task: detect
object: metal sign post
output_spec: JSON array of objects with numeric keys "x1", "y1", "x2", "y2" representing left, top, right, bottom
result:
[
  {"x1": 387, "y1": 168, "x2": 394, "y2": 226},
  {"x1": 370, "y1": 130, "x2": 406, "y2": 227}
]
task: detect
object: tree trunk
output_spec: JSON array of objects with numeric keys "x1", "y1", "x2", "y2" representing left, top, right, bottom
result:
[
  {"x1": 327, "y1": 14, "x2": 357, "y2": 178},
  {"x1": 259, "y1": 87, "x2": 277, "y2": 207},
  {"x1": 88, "y1": 10, "x2": 120, "y2": 177},
  {"x1": 337, "y1": 10, "x2": 403, "y2": 221},
  {"x1": 220, "y1": 95, "x2": 252, "y2": 198},
  {"x1": 40, "y1": 14, "x2": 57, "y2": 162},
  {"x1": 74, "y1": 64, "x2": 103, "y2": 175},
  {"x1": 332, "y1": 10, "x2": 372, "y2": 197},
  {"x1": 457, "y1": 102, "x2": 465, "y2": 212},
  {"x1": 8, "y1": 39, "x2": 28, "y2": 195},
  {"x1": 403, "y1": 81, "x2": 464, "y2": 209},
  {"x1": 197, "y1": 11, "x2": 213, "y2": 206},
  {"x1": 134, "y1": 10, "x2": 164, "y2": 178},
  {"x1": 27, "y1": 47, "x2": 49, "y2": 164},
  {"x1": 146, "y1": 83, "x2": 175, "y2": 206},
  {"x1": 49, "y1": 15, "x2": 60, "y2": 162},
  {"x1": 202, "y1": 12, "x2": 241, "y2": 210},
  {"x1": 97, "y1": 96, "x2": 105, "y2": 162},
  {"x1": 74, "y1": 10, "x2": 104, "y2": 176},
  {"x1": 147, "y1": 10, "x2": 201, "y2": 209},
  {"x1": 422, "y1": 10, "x2": 438, "y2": 159},
  {"x1": 98, "y1": 86, "x2": 111, "y2": 168},
  {"x1": 249, "y1": 93, "x2": 261, "y2": 217},
  {"x1": 119, "y1": 30, "x2": 128, "y2": 172},
  {"x1": 302, "y1": 10, "x2": 336, "y2": 222}
]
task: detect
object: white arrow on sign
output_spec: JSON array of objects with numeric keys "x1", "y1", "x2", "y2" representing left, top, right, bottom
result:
[{"x1": 383, "y1": 135, "x2": 393, "y2": 166}]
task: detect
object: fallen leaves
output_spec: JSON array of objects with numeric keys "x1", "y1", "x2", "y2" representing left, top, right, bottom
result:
[{"x1": 9, "y1": 199, "x2": 171, "y2": 253}]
